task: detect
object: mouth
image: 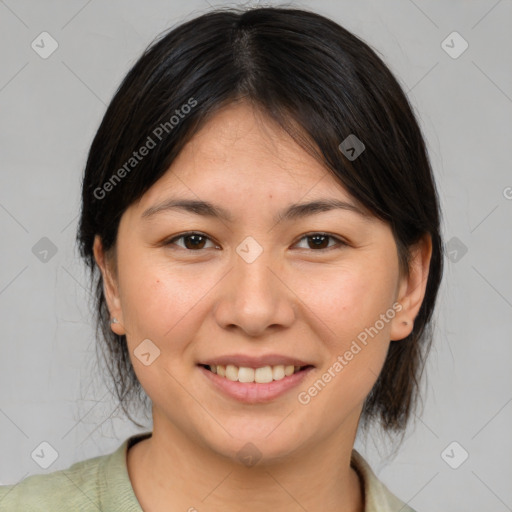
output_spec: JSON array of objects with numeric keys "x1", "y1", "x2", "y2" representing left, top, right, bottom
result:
[
  {"x1": 197, "y1": 359, "x2": 315, "y2": 403},
  {"x1": 199, "y1": 363, "x2": 313, "y2": 383}
]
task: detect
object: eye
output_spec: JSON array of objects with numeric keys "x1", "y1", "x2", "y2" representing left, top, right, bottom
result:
[
  {"x1": 165, "y1": 232, "x2": 219, "y2": 251},
  {"x1": 165, "y1": 232, "x2": 347, "y2": 252},
  {"x1": 294, "y1": 233, "x2": 347, "y2": 251}
]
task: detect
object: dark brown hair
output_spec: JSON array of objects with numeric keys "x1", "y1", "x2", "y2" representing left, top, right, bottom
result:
[{"x1": 77, "y1": 6, "x2": 444, "y2": 433}]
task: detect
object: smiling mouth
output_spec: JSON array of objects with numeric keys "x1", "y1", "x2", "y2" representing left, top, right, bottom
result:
[{"x1": 199, "y1": 364, "x2": 313, "y2": 384}]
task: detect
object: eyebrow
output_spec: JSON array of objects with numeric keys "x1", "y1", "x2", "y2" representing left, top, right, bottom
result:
[{"x1": 141, "y1": 197, "x2": 372, "y2": 223}]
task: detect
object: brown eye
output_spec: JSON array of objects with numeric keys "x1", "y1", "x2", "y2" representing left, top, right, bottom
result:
[
  {"x1": 295, "y1": 233, "x2": 346, "y2": 251},
  {"x1": 307, "y1": 234, "x2": 330, "y2": 249},
  {"x1": 183, "y1": 234, "x2": 207, "y2": 250},
  {"x1": 166, "y1": 232, "x2": 217, "y2": 250},
  {"x1": 165, "y1": 232, "x2": 346, "y2": 252}
]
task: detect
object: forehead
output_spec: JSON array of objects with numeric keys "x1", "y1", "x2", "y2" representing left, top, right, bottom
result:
[
  {"x1": 136, "y1": 101, "x2": 367, "y2": 213},
  {"x1": 181, "y1": 102, "x2": 323, "y2": 181}
]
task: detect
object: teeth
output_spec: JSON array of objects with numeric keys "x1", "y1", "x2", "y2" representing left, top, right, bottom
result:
[
  {"x1": 285, "y1": 365, "x2": 295, "y2": 376},
  {"x1": 225, "y1": 364, "x2": 239, "y2": 381},
  {"x1": 272, "y1": 365, "x2": 285, "y2": 380},
  {"x1": 254, "y1": 366, "x2": 273, "y2": 383},
  {"x1": 238, "y1": 367, "x2": 254, "y2": 383},
  {"x1": 206, "y1": 363, "x2": 304, "y2": 383}
]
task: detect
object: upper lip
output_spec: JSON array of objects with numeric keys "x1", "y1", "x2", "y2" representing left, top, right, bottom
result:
[{"x1": 199, "y1": 354, "x2": 314, "y2": 368}]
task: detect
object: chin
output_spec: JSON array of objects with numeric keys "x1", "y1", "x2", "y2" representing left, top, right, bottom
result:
[{"x1": 197, "y1": 416, "x2": 307, "y2": 465}]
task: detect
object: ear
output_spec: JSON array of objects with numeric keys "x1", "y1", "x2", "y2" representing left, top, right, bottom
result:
[
  {"x1": 390, "y1": 233, "x2": 432, "y2": 341},
  {"x1": 93, "y1": 235, "x2": 125, "y2": 336}
]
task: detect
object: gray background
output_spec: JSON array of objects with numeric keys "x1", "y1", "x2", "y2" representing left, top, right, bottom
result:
[{"x1": 1, "y1": 0, "x2": 511, "y2": 510}]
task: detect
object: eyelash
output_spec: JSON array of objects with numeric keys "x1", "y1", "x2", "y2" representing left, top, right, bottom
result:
[{"x1": 164, "y1": 231, "x2": 348, "y2": 252}]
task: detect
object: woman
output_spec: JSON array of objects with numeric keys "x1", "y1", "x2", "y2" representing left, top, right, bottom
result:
[{"x1": 0, "y1": 6, "x2": 443, "y2": 511}]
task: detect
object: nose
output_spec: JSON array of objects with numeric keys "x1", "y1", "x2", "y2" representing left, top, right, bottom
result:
[{"x1": 213, "y1": 243, "x2": 296, "y2": 337}]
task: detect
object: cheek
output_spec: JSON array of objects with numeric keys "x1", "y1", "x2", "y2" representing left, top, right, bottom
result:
[
  {"x1": 291, "y1": 260, "x2": 397, "y2": 347},
  {"x1": 117, "y1": 256, "x2": 220, "y2": 350},
  {"x1": 324, "y1": 264, "x2": 398, "y2": 400},
  {"x1": 294, "y1": 259, "x2": 398, "y2": 404},
  {"x1": 116, "y1": 261, "x2": 210, "y2": 401}
]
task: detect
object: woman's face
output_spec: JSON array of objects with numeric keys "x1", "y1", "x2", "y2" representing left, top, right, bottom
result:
[{"x1": 95, "y1": 101, "x2": 429, "y2": 462}]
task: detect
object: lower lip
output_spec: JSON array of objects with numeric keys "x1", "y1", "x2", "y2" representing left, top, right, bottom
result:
[{"x1": 198, "y1": 365, "x2": 314, "y2": 404}]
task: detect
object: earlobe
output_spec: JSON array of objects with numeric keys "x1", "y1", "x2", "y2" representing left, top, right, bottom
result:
[
  {"x1": 390, "y1": 234, "x2": 432, "y2": 341},
  {"x1": 93, "y1": 235, "x2": 125, "y2": 335}
]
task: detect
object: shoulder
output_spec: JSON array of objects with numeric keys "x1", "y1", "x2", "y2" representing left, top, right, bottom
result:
[
  {"x1": 351, "y1": 449, "x2": 417, "y2": 512},
  {"x1": 0, "y1": 452, "x2": 107, "y2": 511},
  {"x1": 0, "y1": 433, "x2": 150, "y2": 512}
]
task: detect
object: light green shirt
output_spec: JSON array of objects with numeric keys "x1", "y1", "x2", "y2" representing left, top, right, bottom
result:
[{"x1": 0, "y1": 432, "x2": 415, "y2": 511}]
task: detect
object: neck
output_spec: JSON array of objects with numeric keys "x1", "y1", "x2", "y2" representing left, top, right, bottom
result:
[{"x1": 127, "y1": 412, "x2": 364, "y2": 512}]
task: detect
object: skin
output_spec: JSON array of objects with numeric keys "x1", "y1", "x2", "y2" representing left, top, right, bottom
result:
[{"x1": 94, "y1": 101, "x2": 432, "y2": 512}]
